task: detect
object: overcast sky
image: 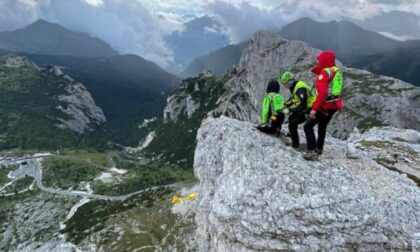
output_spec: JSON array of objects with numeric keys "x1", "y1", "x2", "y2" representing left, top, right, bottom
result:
[{"x1": 1, "y1": 0, "x2": 419, "y2": 66}]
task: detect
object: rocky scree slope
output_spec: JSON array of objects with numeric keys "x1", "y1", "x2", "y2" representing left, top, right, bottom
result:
[
  {"x1": 0, "y1": 55, "x2": 105, "y2": 149},
  {"x1": 192, "y1": 116, "x2": 420, "y2": 251}
]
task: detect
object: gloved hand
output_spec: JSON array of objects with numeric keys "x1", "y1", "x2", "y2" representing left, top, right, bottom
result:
[
  {"x1": 282, "y1": 108, "x2": 290, "y2": 115},
  {"x1": 309, "y1": 109, "x2": 317, "y2": 119},
  {"x1": 270, "y1": 115, "x2": 277, "y2": 121}
]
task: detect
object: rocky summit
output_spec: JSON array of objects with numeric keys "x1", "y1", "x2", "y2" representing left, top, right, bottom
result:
[{"x1": 192, "y1": 116, "x2": 420, "y2": 251}]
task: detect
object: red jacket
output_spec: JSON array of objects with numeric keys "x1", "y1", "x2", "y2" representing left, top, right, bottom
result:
[{"x1": 311, "y1": 51, "x2": 343, "y2": 111}]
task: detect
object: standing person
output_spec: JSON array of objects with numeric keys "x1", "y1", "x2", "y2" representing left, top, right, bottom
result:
[
  {"x1": 303, "y1": 50, "x2": 344, "y2": 160},
  {"x1": 257, "y1": 80, "x2": 286, "y2": 136},
  {"x1": 279, "y1": 71, "x2": 315, "y2": 148}
]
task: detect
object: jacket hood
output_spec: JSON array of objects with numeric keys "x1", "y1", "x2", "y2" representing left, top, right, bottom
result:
[
  {"x1": 311, "y1": 50, "x2": 336, "y2": 75},
  {"x1": 266, "y1": 80, "x2": 280, "y2": 93}
]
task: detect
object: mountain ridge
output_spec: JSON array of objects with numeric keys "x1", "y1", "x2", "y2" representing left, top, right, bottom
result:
[
  {"x1": 279, "y1": 17, "x2": 420, "y2": 86},
  {"x1": 180, "y1": 42, "x2": 248, "y2": 78},
  {"x1": 0, "y1": 19, "x2": 117, "y2": 57},
  {"x1": 279, "y1": 18, "x2": 400, "y2": 65}
]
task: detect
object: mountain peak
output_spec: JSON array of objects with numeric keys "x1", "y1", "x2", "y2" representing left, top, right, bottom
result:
[
  {"x1": 289, "y1": 17, "x2": 338, "y2": 26},
  {"x1": 25, "y1": 19, "x2": 66, "y2": 32},
  {"x1": 292, "y1": 17, "x2": 316, "y2": 23},
  {"x1": 0, "y1": 19, "x2": 118, "y2": 57},
  {"x1": 31, "y1": 18, "x2": 55, "y2": 26}
]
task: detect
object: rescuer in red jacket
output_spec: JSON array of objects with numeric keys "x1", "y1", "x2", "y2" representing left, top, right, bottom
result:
[{"x1": 303, "y1": 50, "x2": 343, "y2": 161}]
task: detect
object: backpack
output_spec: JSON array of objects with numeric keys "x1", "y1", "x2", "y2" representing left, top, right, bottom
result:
[{"x1": 325, "y1": 67, "x2": 343, "y2": 99}]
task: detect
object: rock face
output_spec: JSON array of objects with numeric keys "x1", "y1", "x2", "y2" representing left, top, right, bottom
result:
[
  {"x1": 211, "y1": 31, "x2": 420, "y2": 138},
  {"x1": 56, "y1": 82, "x2": 106, "y2": 134},
  {"x1": 144, "y1": 73, "x2": 229, "y2": 167},
  {"x1": 164, "y1": 91, "x2": 201, "y2": 123},
  {"x1": 163, "y1": 71, "x2": 226, "y2": 124},
  {"x1": 193, "y1": 117, "x2": 420, "y2": 251},
  {"x1": 46, "y1": 65, "x2": 106, "y2": 134},
  {"x1": 0, "y1": 55, "x2": 106, "y2": 134}
]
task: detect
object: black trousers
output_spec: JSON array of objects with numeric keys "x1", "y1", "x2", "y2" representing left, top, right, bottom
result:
[
  {"x1": 257, "y1": 113, "x2": 285, "y2": 134},
  {"x1": 304, "y1": 110, "x2": 337, "y2": 151},
  {"x1": 288, "y1": 112, "x2": 307, "y2": 146}
]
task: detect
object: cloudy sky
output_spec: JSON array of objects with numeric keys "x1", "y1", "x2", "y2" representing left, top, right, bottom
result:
[{"x1": 1, "y1": 0, "x2": 419, "y2": 66}]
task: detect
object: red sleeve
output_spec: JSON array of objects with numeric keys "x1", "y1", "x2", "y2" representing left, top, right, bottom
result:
[{"x1": 312, "y1": 70, "x2": 329, "y2": 111}]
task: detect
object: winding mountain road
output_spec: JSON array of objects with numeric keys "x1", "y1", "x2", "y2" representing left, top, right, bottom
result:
[{"x1": 10, "y1": 157, "x2": 175, "y2": 201}]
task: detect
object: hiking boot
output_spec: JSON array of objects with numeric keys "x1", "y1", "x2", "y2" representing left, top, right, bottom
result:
[
  {"x1": 303, "y1": 151, "x2": 319, "y2": 161},
  {"x1": 315, "y1": 148, "x2": 323, "y2": 156},
  {"x1": 286, "y1": 142, "x2": 299, "y2": 149}
]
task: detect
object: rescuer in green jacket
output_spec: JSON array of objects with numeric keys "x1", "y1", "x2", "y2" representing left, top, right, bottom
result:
[
  {"x1": 257, "y1": 80, "x2": 286, "y2": 135},
  {"x1": 279, "y1": 71, "x2": 315, "y2": 148}
]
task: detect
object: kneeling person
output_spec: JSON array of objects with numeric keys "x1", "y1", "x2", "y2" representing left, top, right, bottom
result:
[
  {"x1": 257, "y1": 80, "x2": 286, "y2": 135},
  {"x1": 279, "y1": 71, "x2": 314, "y2": 148}
]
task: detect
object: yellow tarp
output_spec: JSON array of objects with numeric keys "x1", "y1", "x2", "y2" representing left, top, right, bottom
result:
[{"x1": 172, "y1": 192, "x2": 198, "y2": 204}]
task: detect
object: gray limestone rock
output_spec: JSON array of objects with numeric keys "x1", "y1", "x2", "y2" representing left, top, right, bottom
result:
[
  {"x1": 193, "y1": 116, "x2": 420, "y2": 251},
  {"x1": 56, "y1": 83, "x2": 106, "y2": 134}
]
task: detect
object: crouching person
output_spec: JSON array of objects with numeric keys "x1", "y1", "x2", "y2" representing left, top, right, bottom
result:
[{"x1": 257, "y1": 80, "x2": 286, "y2": 136}]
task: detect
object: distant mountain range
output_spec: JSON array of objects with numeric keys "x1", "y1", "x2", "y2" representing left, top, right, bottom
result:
[
  {"x1": 1, "y1": 16, "x2": 419, "y2": 150},
  {"x1": 279, "y1": 18, "x2": 420, "y2": 86},
  {"x1": 182, "y1": 17, "x2": 420, "y2": 86},
  {"x1": 352, "y1": 40, "x2": 420, "y2": 86},
  {"x1": 165, "y1": 16, "x2": 230, "y2": 73},
  {"x1": 279, "y1": 18, "x2": 401, "y2": 66},
  {"x1": 180, "y1": 42, "x2": 248, "y2": 77},
  {"x1": 0, "y1": 20, "x2": 180, "y2": 148},
  {"x1": 0, "y1": 19, "x2": 117, "y2": 57},
  {"x1": 181, "y1": 18, "x2": 404, "y2": 78},
  {"x1": 352, "y1": 11, "x2": 420, "y2": 40}
]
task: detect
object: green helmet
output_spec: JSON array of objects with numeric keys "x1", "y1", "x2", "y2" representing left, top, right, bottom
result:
[{"x1": 279, "y1": 71, "x2": 294, "y2": 84}]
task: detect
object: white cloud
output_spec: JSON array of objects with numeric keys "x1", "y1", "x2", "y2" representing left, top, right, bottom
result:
[
  {"x1": 204, "y1": 26, "x2": 218, "y2": 33},
  {"x1": 2, "y1": 0, "x2": 175, "y2": 67},
  {"x1": 205, "y1": 0, "x2": 382, "y2": 43},
  {"x1": 378, "y1": 31, "x2": 416, "y2": 41},
  {"x1": 1, "y1": 0, "x2": 419, "y2": 67},
  {"x1": 84, "y1": 0, "x2": 104, "y2": 7},
  {"x1": 270, "y1": 0, "x2": 385, "y2": 21},
  {"x1": 0, "y1": 0, "x2": 46, "y2": 31},
  {"x1": 207, "y1": 1, "x2": 285, "y2": 43}
]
